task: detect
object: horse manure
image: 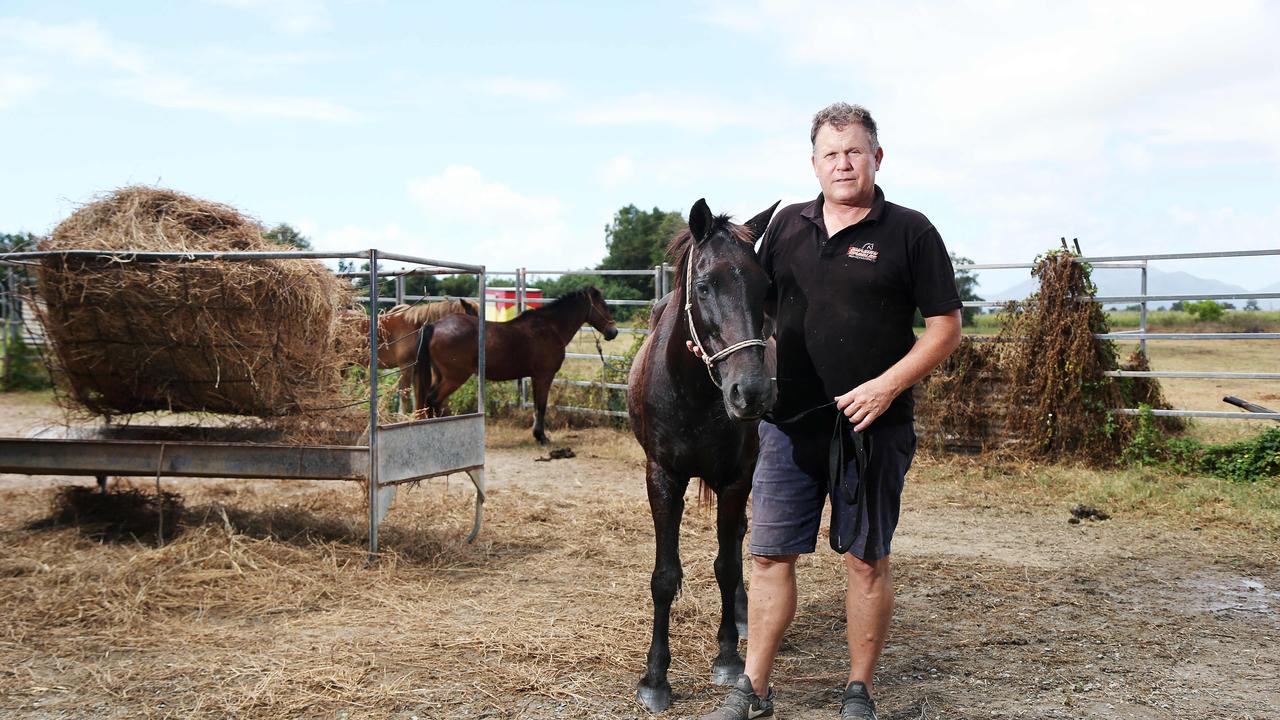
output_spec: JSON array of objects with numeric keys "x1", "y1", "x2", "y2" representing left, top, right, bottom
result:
[
  {"x1": 535, "y1": 447, "x2": 576, "y2": 462},
  {"x1": 1070, "y1": 504, "x2": 1111, "y2": 522}
]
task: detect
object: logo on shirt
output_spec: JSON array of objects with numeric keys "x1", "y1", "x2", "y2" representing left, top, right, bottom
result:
[{"x1": 847, "y1": 242, "x2": 878, "y2": 263}]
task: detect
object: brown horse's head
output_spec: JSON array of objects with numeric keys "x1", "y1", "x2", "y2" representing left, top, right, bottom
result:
[
  {"x1": 672, "y1": 198, "x2": 779, "y2": 420},
  {"x1": 582, "y1": 286, "x2": 619, "y2": 341}
]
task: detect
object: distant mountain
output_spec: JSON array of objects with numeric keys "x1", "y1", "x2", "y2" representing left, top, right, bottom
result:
[
  {"x1": 1258, "y1": 281, "x2": 1280, "y2": 311},
  {"x1": 985, "y1": 268, "x2": 1272, "y2": 309}
]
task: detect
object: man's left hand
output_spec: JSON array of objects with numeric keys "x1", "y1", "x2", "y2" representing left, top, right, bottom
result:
[{"x1": 835, "y1": 376, "x2": 900, "y2": 432}]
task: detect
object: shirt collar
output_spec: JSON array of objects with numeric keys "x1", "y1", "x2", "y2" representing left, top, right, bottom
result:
[{"x1": 801, "y1": 184, "x2": 887, "y2": 227}]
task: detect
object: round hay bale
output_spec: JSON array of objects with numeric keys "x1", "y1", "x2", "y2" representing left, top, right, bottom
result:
[{"x1": 35, "y1": 186, "x2": 357, "y2": 418}]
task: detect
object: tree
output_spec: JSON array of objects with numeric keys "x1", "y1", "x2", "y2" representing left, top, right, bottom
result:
[
  {"x1": 1185, "y1": 299, "x2": 1225, "y2": 322},
  {"x1": 1245, "y1": 299, "x2": 1261, "y2": 311},
  {"x1": 951, "y1": 252, "x2": 982, "y2": 325},
  {"x1": 264, "y1": 223, "x2": 312, "y2": 250},
  {"x1": 914, "y1": 251, "x2": 982, "y2": 327},
  {"x1": 0, "y1": 232, "x2": 37, "y2": 253},
  {"x1": 600, "y1": 205, "x2": 685, "y2": 295}
]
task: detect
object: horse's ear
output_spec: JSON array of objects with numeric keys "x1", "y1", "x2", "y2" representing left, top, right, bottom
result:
[
  {"x1": 744, "y1": 200, "x2": 780, "y2": 240},
  {"x1": 688, "y1": 198, "x2": 713, "y2": 242}
]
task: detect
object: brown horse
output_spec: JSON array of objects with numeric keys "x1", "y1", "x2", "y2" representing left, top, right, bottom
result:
[
  {"x1": 627, "y1": 198, "x2": 777, "y2": 713},
  {"x1": 342, "y1": 299, "x2": 478, "y2": 410},
  {"x1": 416, "y1": 286, "x2": 618, "y2": 443}
]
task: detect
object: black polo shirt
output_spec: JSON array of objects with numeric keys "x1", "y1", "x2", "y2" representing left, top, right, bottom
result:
[{"x1": 759, "y1": 185, "x2": 961, "y2": 428}]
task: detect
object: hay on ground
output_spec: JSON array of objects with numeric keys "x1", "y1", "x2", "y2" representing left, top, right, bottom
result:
[
  {"x1": 34, "y1": 187, "x2": 360, "y2": 422},
  {"x1": 918, "y1": 249, "x2": 1180, "y2": 464}
]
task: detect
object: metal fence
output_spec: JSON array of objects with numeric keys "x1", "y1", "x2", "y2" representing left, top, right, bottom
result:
[
  {"x1": 468, "y1": 250, "x2": 1280, "y2": 424},
  {"x1": 955, "y1": 249, "x2": 1280, "y2": 422},
  {"x1": 350, "y1": 265, "x2": 670, "y2": 419},
  {"x1": 8, "y1": 249, "x2": 1279, "y2": 424}
]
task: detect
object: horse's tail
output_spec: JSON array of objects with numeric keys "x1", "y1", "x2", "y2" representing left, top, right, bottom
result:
[
  {"x1": 698, "y1": 480, "x2": 715, "y2": 510},
  {"x1": 414, "y1": 323, "x2": 439, "y2": 417}
]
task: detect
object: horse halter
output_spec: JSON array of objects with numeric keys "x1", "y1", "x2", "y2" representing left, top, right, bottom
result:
[{"x1": 684, "y1": 245, "x2": 767, "y2": 387}]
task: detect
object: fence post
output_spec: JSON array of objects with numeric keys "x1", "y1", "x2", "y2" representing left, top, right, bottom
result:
[
  {"x1": 653, "y1": 265, "x2": 662, "y2": 303},
  {"x1": 516, "y1": 268, "x2": 528, "y2": 410},
  {"x1": 1, "y1": 267, "x2": 10, "y2": 389},
  {"x1": 1139, "y1": 260, "x2": 1148, "y2": 356},
  {"x1": 395, "y1": 275, "x2": 405, "y2": 306}
]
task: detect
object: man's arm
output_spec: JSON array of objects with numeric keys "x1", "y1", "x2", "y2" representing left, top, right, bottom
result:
[{"x1": 835, "y1": 310, "x2": 961, "y2": 432}]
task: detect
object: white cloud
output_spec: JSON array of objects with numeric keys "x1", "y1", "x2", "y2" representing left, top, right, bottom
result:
[
  {"x1": 573, "y1": 93, "x2": 784, "y2": 133},
  {"x1": 597, "y1": 154, "x2": 635, "y2": 188},
  {"x1": 0, "y1": 17, "x2": 145, "y2": 72},
  {"x1": 697, "y1": 0, "x2": 1280, "y2": 291},
  {"x1": 120, "y1": 74, "x2": 360, "y2": 121},
  {"x1": 701, "y1": 0, "x2": 1280, "y2": 167},
  {"x1": 0, "y1": 70, "x2": 42, "y2": 109},
  {"x1": 0, "y1": 17, "x2": 356, "y2": 121},
  {"x1": 212, "y1": 0, "x2": 332, "y2": 35},
  {"x1": 406, "y1": 166, "x2": 601, "y2": 270},
  {"x1": 482, "y1": 77, "x2": 567, "y2": 102}
]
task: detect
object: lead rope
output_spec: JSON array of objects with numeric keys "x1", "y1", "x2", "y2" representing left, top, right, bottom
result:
[
  {"x1": 683, "y1": 248, "x2": 767, "y2": 388},
  {"x1": 763, "y1": 399, "x2": 870, "y2": 554}
]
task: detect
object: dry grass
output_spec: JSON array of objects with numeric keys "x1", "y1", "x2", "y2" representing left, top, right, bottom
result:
[
  {"x1": 0, "y1": 469, "x2": 719, "y2": 718},
  {"x1": 1113, "y1": 339, "x2": 1280, "y2": 444},
  {"x1": 910, "y1": 454, "x2": 1280, "y2": 548}
]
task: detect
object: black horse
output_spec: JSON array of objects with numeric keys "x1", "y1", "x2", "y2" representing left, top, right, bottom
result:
[{"x1": 627, "y1": 198, "x2": 778, "y2": 713}]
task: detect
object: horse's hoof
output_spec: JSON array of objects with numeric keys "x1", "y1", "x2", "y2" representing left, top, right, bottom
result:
[
  {"x1": 636, "y1": 684, "x2": 672, "y2": 714},
  {"x1": 534, "y1": 433, "x2": 550, "y2": 445},
  {"x1": 710, "y1": 658, "x2": 745, "y2": 686}
]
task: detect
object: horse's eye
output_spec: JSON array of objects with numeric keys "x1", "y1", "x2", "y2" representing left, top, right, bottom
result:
[{"x1": 695, "y1": 283, "x2": 710, "y2": 296}]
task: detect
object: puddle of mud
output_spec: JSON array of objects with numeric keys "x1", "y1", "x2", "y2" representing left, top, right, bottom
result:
[{"x1": 1182, "y1": 573, "x2": 1278, "y2": 614}]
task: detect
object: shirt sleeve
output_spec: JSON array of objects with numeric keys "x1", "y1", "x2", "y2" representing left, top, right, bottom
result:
[{"x1": 910, "y1": 225, "x2": 963, "y2": 317}]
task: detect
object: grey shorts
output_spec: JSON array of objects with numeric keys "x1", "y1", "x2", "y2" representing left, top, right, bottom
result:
[{"x1": 748, "y1": 419, "x2": 916, "y2": 560}]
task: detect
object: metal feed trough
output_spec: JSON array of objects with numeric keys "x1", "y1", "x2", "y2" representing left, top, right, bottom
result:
[{"x1": 0, "y1": 249, "x2": 488, "y2": 555}]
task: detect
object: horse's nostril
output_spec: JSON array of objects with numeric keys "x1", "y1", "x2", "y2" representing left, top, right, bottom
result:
[{"x1": 729, "y1": 383, "x2": 743, "y2": 407}]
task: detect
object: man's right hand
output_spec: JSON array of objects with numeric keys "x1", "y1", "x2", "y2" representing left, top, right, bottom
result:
[{"x1": 685, "y1": 340, "x2": 705, "y2": 359}]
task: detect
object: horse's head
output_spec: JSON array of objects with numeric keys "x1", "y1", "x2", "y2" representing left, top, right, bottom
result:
[
  {"x1": 678, "y1": 198, "x2": 779, "y2": 421},
  {"x1": 583, "y1": 286, "x2": 619, "y2": 341}
]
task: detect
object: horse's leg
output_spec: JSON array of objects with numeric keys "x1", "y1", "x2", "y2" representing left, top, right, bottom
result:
[
  {"x1": 637, "y1": 461, "x2": 688, "y2": 714},
  {"x1": 428, "y1": 375, "x2": 465, "y2": 418},
  {"x1": 396, "y1": 363, "x2": 413, "y2": 413},
  {"x1": 531, "y1": 372, "x2": 552, "y2": 445},
  {"x1": 711, "y1": 478, "x2": 750, "y2": 685},
  {"x1": 735, "y1": 500, "x2": 749, "y2": 639}
]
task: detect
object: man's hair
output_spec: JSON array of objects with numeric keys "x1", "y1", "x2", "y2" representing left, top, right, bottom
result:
[{"x1": 810, "y1": 102, "x2": 879, "y2": 151}]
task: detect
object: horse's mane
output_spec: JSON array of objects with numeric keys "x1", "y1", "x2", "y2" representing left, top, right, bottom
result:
[
  {"x1": 526, "y1": 287, "x2": 594, "y2": 315},
  {"x1": 665, "y1": 215, "x2": 757, "y2": 292}
]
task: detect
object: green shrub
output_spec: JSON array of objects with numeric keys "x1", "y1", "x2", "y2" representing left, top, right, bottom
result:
[
  {"x1": 1185, "y1": 299, "x2": 1226, "y2": 322},
  {"x1": 1124, "y1": 406, "x2": 1280, "y2": 482},
  {"x1": 1, "y1": 335, "x2": 51, "y2": 391}
]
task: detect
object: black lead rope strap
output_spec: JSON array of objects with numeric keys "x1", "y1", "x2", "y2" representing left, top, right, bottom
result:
[{"x1": 763, "y1": 401, "x2": 871, "y2": 554}]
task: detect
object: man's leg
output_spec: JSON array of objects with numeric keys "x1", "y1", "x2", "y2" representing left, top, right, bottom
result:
[
  {"x1": 742, "y1": 553, "x2": 799, "y2": 696},
  {"x1": 844, "y1": 554, "x2": 893, "y2": 693}
]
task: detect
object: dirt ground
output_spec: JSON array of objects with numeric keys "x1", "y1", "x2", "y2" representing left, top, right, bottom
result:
[{"x1": 1, "y1": 392, "x2": 1277, "y2": 719}]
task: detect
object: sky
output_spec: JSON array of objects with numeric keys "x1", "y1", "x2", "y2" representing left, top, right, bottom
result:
[{"x1": 2, "y1": 0, "x2": 1278, "y2": 297}]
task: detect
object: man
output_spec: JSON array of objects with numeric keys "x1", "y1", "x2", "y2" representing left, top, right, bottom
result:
[{"x1": 700, "y1": 103, "x2": 962, "y2": 719}]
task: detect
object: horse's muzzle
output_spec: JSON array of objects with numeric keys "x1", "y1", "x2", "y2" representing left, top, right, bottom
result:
[
  {"x1": 724, "y1": 374, "x2": 774, "y2": 421},
  {"x1": 603, "y1": 325, "x2": 619, "y2": 341}
]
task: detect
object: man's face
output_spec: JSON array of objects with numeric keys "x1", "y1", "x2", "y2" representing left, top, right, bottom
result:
[{"x1": 811, "y1": 122, "x2": 883, "y2": 206}]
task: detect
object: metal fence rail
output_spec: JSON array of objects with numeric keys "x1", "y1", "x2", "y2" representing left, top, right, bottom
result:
[
  {"x1": 491, "y1": 249, "x2": 1280, "y2": 424},
  {"x1": 13, "y1": 248, "x2": 1274, "y2": 427}
]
